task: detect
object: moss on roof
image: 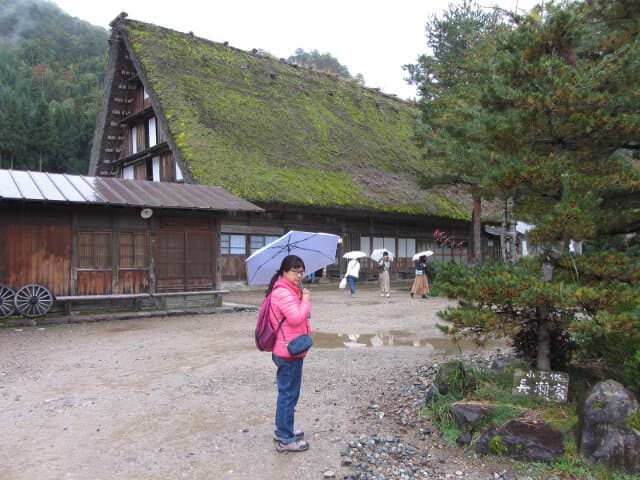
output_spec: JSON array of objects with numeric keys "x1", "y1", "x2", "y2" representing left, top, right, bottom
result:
[{"x1": 121, "y1": 19, "x2": 470, "y2": 219}]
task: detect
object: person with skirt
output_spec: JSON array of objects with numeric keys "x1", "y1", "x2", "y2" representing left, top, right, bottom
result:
[
  {"x1": 410, "y1": 255, "x2": 430, "y2": 299},
  {"x1": 378, "y1": 251, "x2": 392, "y2": 297}
]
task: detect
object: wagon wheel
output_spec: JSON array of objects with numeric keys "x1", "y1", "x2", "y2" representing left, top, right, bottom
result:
[
  {"x1": 14, "y1": 284, "x2": 53, "y2": 318},
  {"x1": 0, "y1": 285, "x2": 15, "y2": 319}
]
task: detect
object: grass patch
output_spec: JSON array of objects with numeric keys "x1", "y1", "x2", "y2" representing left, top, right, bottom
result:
[
  {"x1": 419, "y1": 357, "x2": 634, "y2": 479},
  {"x1": 526, "y1": 454, "x2": 640, "y2": 480}
]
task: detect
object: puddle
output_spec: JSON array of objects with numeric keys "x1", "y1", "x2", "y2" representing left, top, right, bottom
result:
[{"x1": 312, "y1": 330, "x2": 501, "y2": 355}]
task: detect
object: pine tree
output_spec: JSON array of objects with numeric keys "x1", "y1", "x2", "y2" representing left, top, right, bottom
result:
[
  {"x1": 432, "y1": 0, "x2": 640, "y2": 377},
  {"x1": 31, "y1": 99, "x2": 52, "y2": 171},
  {"x1": 404, "y1": 1, "x2": 506, "y2": 262}
]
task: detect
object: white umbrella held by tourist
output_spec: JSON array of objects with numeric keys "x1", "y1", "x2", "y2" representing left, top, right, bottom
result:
[
  {"x1": 245, "y1": 230, "x2": 339, "y2": 285},
  {"x1": 342, "y1": 250, "x2": 368, "y2": 259},
  {"x1": 370, "y1": 249, "x2": 394, "y2": 262},
  {"x1": 412, "y1": 250, "x2": 434, "y2": 261}
]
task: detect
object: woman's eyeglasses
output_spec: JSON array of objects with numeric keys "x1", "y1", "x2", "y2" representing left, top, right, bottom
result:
[{"x1": 288, "y1": 269, "x2": 305, "y2": 276}]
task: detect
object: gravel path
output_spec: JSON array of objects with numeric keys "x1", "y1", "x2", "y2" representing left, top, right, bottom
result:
[{"x1": 0, "y1": 282, "x2": 520, "y2": 479}]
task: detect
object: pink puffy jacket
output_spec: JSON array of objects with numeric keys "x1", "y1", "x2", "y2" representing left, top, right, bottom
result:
[{"x1": 269, "y1": 277, "x2": 311, "y2": 360}]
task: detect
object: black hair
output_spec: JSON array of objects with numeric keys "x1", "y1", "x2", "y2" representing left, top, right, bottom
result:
[{"x1": 265, "y1": 254, "x2": 306, "y2": 296}]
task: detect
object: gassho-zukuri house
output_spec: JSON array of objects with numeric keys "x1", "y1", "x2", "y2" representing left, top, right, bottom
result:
[{"x1": 90, "y1": 13, "x2": 500, "y2": 283}]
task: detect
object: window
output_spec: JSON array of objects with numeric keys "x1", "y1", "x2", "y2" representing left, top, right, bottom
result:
[
  {"x1": 186, "y1": 232, "x2": 212, "y2": 276},
  {"x1": 221, "y1": 234, "x2": 246, "y2": 255},
  {"x1": 131, "y1": 127, "x2": 138, "y2": 154},
  {"x1": 417, "y1": 239, "x2": 435, "y2": 252},
  {"x1": 373, "y1": 237, "x2": 395, "y2": 253},
  {"x1": 249, "y1": 235, "x2": 279, "y2": 254},
  {"x1": 122, "y1": 165, "x2": 134, "y2": 180},
  {"x1": 78, "y1": 231, "x2": 112, "y2": 269},
  {"x1": 145, "y1": 157, "x2": 153, "y2": 181},
  {"x1": 156, "y1": 232, "x2": 185, "y2": 278},
  {"x1": 398, "y1": 238, "x2": 416, "y2": 258},
  {"x1": 148, "y1": 117, "x2": 157, "y2": 147},
  {"x1": 152, "y1": 156, "x2": 160, "y2": 182},
  {"x1": 119, "y1": 232, "x2": 149, "y2": 268},
  {"x1": 360, "y1": 236, "x2": 370, "y2": 254}
]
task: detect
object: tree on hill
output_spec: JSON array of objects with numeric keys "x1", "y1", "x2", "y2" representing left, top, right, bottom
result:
[
  {"x1": 0, "y1": 0, "x2": 108, "y2": 173},
  {"x1": 417, "y1": 0, "x2": 640, "y2": 383},
  {"x1": 287, "y1": 48, "x2": 363, "y2": 82}
]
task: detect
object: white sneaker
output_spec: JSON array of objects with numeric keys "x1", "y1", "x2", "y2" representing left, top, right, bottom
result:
[
  {"x1": 275, "y1": 439, "x2": 310, "y2": 453},
  {"x1": 386, "y1": 294, "x2": 390, "y2": 298},
  {"x1": 380, "y1": 293, "x2": 385, "y2": 297}
]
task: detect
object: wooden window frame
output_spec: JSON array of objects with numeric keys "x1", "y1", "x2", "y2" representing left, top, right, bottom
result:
[
  {"x1": 119, "y1": 231, "x2": 150, "y2": 269},
  {"x1": 78, "y1": 230, "x2": 112, "y2": 271},
  {"x1": 221, "y1": 234, "x2": 246, "y2": 255},
  {"x1": 249, "y1": 234, "x2": 279, "y2": 254}
]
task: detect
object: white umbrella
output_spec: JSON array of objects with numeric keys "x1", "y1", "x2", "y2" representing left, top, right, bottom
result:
[
  {"x1": 343, "y1": 250, "x2": 368, "y2": 259},
  {"x1": 412, "y1": 250, "x2": 434, "y2": 261},
  {"x1": 370, "y1": 249, "x2": 394, "y2": 262},
  {"x1": 245, "y1": 230, "x2": 339, "y2": 285}
]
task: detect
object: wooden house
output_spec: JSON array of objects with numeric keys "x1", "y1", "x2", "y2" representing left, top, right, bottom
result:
[
  {"x1": 0, "y1": 169, "x2": 261, "y2": 318},
  {"x1": 90, "y1": 13, "x2": 496, "y2": 282}
]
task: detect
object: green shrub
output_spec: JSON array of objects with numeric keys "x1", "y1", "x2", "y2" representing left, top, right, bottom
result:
[
  {"x1": 627, "y1": 408, "x2": 640, "y2": 431},
  {"x1": 488, "y1": 435, "x2": 509, "y2": 456}
]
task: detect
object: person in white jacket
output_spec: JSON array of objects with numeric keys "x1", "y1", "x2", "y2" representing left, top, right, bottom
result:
[{"x1": 345, "y1": 258, "x2": 360, "y2": 296}]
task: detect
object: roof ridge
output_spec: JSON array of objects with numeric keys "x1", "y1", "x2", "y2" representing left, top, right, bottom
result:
[{"x1": 119, "y1": 17, "x2": 414, "y2": 106}]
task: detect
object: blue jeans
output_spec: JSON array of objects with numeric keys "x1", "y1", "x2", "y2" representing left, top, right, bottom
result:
[
  {"x1": 272, "y1": 354, "x2": 304, "y2": 443},
  {"x1": 347, "y1": 275, "x2": 356, "y2": 294}
]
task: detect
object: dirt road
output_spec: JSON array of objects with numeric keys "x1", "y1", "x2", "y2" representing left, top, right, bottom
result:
[{"x1": 0, "y1": 282, "x2": 506, "y2": 479}]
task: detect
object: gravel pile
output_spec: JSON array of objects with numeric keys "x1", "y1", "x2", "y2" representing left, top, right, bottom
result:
[{"x1": 338, "y1": 350, "x2": 537, "y2": 480}]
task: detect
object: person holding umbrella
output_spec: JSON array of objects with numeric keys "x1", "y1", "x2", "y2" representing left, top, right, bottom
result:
[
  {"x1": 266, "y1": 254, "x2": 312, "y2": 453},
  {"x1": 345, "y1": 257, "x2": 360, "y2": 296},
  {"x1": 378, "y1": 251, "x2": 392, "y2": 297},
  {"x1": 410, "y1": 255, "x2": 430, "y2": 299}
]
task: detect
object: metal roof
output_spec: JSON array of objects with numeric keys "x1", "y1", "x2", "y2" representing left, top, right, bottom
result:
[{"x1": 0, "y1": 169, "x2": 263, "y2": 213}]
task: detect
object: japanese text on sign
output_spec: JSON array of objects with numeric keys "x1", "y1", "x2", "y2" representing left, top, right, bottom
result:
[{"x1": 511, "y1": 368, "x2": 569, "y2": 403}]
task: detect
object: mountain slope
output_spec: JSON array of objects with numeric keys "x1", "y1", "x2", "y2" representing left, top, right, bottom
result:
[{"x1": 0, "y1": 0, "x2": 108, "y2": 173}]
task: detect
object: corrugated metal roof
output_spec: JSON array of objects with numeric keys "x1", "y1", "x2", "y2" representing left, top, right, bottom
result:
[{"x1": 0, "y1": 169, "x2": 263, "y2": 212}]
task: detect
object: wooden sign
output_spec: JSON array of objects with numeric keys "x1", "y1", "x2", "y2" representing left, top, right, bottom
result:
[{"x1": 512, "y1": 368, "x2": 569, "y2": 403}]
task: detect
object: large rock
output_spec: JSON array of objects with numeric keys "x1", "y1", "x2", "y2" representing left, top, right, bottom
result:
[
  {"x1": 450, "y1": 401, "x2": 492, "y2": 431},
  {"x1": 475, "y1": 419, "x2": 564, "y2": 462},
  {"x1": 579, "y1": 379, "x2": 640, "y2": 473}
]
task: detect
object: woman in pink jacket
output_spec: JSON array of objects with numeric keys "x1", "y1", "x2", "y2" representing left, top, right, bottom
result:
[{"x1": 267, "y1": 255, "x2": 312, "y2": 453}]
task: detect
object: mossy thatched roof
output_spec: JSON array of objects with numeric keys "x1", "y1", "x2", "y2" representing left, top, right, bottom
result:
[{"x1": 119, "y1": 18, "x2": 472, "y2": 219}]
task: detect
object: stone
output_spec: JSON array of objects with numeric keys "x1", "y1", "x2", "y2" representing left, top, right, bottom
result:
[
  {"x1": 579, "y1": 379, "x2": 640, "y2": 473},
  {"x1": 475, "y1": 419, "x2": 564, "y2": 462},
  {"x1": 456, "y1": 431, "x2": 472, "y2": 447},
  {"x1": 450, "y1": 401, "x2": 492, "y2": 431},
  {"x1": 435, "y1": 360, "x2": 466, "y2": 396},
  {"x1": 424, "y1": 384, "x2": 438, "y2": 403}
]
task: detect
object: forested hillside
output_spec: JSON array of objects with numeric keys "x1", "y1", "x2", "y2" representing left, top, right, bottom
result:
[{"x1": 0, "y1": 0, "x2": 108, "y2": 174}]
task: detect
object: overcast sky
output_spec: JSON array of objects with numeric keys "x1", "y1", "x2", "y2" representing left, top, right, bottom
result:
[{"x1": 52, "y1": 0, "x2": 542, "y2": 100}]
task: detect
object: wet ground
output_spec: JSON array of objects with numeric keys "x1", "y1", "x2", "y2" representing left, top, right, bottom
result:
[{"x1": 0, "y1": 281, "x2": 507, "y2": 479}]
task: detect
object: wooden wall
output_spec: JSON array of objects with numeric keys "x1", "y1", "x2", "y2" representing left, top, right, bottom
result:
[
  {"x1": 0, "y1": 220, "x2": 71, "y2": 296},
  {"x1": 0, "y1": 204, "x2": 221, "y2": 299},
  {"x1": 155, "y1": 217, "x2": 217, "y2": 292}
]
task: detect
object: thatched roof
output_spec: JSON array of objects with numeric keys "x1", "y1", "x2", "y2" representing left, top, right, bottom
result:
[{"x1": 109, "y1": 16, "x2": 472, "y2": 219}]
